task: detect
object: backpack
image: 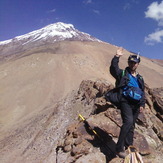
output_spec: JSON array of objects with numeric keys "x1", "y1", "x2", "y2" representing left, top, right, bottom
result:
[
  {"x1": 122, "y1": 86, "x2": 143, "y2": 102},
  {"x1": 105, "y1": 70, "x2": 126, "y2": 107},
  {"x1": 124, "y1": 146, "x2": 144, "y2": 163},
  {"x1": 122, "y1": 72, "x2": 144, "y2": 102},
  {"x1": 105, "y1": 70, "x2": 143, "y2": 106},
  {"x1": 105, "y1": 88, "x2": 121, "y2": 107}
]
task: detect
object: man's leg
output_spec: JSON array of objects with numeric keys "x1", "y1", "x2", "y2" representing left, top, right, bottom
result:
[
  {"x1": 116, "y1": 102, "x2": 134, "y2": 153},
  {"x1": 124, "y1": 106, "x2": 140, "y2": 148}
]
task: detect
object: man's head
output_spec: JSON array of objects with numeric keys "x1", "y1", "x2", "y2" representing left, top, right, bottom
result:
[
  {"x1": 128, "y1": 54, "x2": 140, "y2": 72},
  {"x1": 128, "y1": 54, "x2": 140, "y2": 63}
]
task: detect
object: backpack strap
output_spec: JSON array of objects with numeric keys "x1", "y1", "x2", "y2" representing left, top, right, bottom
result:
[
  {"x1": 115, "y1": 69, "x2": 127, "y2": 88},
  {"x1": 122, "y1": 69, "x2": 125, "y2": 77},
  {"x1": 139, "y1": 75, "x2": 143, "y2": 80}
]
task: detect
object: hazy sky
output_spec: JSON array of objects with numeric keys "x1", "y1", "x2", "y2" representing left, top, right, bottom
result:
[{"x1": 0, "y1": 0, "x2": 163, "y2": 59}]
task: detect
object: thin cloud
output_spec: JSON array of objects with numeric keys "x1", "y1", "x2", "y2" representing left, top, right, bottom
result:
[
  {"x1": 145, "y1": 29, "x2": 163, "y2": 45},
  {"x1": 83, "y1": 0, "x2": 93, "y2": 5},
  {"x1": 132, "y1": 0, "x2": 139, "y2": 4},
  {"x1": 93, "y1": 9, "x2": 100, "y2": 15},
  {"x1": 83, "y1": 0, "x2": 100, "y2": 15},
  {"x1": 144, "y1": 1, "x2": 163, "y2": 45},
  {"x1": 47, "y1": 9, "x2": 56, "y2": 13},
  {"x1": 40, "y1": 18, "x2": 50, "y2": 24},
  {"x1": 123, "y1": 0, "x2": 139, "y2": 10},
  {"x1": 87, "y1": 0, "x2": 93, "y2": 4},
  {"x1": 123, "y1": 3, "x2": 131, "y2": 10}
]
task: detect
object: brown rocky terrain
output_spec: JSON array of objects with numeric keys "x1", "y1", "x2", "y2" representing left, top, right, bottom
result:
[
  {"x1": 0, "y1": 41, "x2": 163, "y2": 163},
  {"x1": 151, "y1": 59, "x2": 163, "y2": 67}
]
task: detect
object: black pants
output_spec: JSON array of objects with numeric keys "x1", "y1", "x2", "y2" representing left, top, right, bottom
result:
[{"x1": 116, "y1": 98, "x2": 140, "y2": 152}]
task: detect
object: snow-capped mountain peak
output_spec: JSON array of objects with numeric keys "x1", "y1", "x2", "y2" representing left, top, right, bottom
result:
[{"x1": 0, "y1": 22, "x2": 101, "y2": 46}]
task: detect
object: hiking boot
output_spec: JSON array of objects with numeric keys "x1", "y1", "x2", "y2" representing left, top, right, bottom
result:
[{"x1": 117, "y1": 151, "x2": 127, "y2": 158}]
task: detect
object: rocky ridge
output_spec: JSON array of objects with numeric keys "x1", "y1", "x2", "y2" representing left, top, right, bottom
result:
[
  {"x1": 1, "y1": 79, "x2": 162, "y2": 163},
  {"x1": 56, "y1": 80, "x2": 163, "y2": 163}
]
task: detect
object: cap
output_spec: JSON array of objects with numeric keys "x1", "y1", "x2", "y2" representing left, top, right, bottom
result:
[{"x1": 128, "y1": 54, "x2": 140, "y2": 63}]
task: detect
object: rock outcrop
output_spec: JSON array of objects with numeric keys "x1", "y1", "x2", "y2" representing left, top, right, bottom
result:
[
  {"x1": 56, "y1": 80, "x2": 163, "y2": 163},
  {"x1": 0, "y1": 79, "x2": 162, "y2": 163}
]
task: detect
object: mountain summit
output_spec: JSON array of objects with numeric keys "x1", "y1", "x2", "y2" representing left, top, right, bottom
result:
[
  {"x1": 0, "y1": 22, "x2": 101, "y2": 57},
  {"x1": 0, "y1": 22, "x2": 101, "y2": 45}
]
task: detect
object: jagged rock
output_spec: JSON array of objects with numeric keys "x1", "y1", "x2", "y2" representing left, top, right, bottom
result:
[
  {"x1": 77, "y1": 80, "x2": 98, "y2": 104},
  {"x1": 56, "y1": 148, "x2": 75, "y2": 163},
  {"x1": 71, "y1": 141, "x2": 91, "y2": 157},
  {"x1": 109, "y1": 157, "x2": 123, "y2": 163},
  {"x1": 94, "y1": 96, "x2": 107, "y2": 106},
  {"x1": 55, "y1": 79, "x2": 163, "y2": 163},
  {"x1": 152, "y1": 88, "x2": 163, "y2": 113},
  {"x1": 75, "y1": 151, "x2": 106, "y2": 163},
  {"x1": 64, "y1": 136, "x2": 74, "y2": 146},
  {"x1": 64, "y1": 145, "x2": 72, "y2": 152},
  {"x1": 133, "y1": 131, "x2": 150, "y2": 155},
  {"x1": 150, "y1": 115, "x2": 163, "y2": 141},
  {"x1": 149, "y1": 87, "x2": 163, "y2": 114},
  {"x1": 144, "y1": 85, "x2": 157, "y2": 115},
  {"x1": 94, "y1": 79, "x2": 113, "y2": 96},
  {"x1": 144, "y1": 128, "x2": 162, "y2": 150},
  {"x1": 77, "y1": 79, "x2": 112, "y2": 105},
  {"x1": 94, "y1": 97, "x2": 113, "y2": 114},
  {"x1": 74, "y1": 137, "x2": 83, "y2": 145},
  {"x1": 137, "y1": 112, "x2": 148, "y2": 127},
  {"x1": 105, "y1": 108, "x2": 122, "y2": 127},
  {"x1": 145, "y1": 92, "x2": 153, "y2": 108},
  {"x1": 58, "y1": 122, "x2": 94, "y2": 158}
]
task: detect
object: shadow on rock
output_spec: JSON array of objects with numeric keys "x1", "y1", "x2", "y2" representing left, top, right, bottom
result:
[{"x1": 85, "y1": 124, "x2": 117, "y2": 162}]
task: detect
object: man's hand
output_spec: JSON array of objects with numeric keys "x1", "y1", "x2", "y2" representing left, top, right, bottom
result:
[
  {"x1": 116, "y1": 47, "x2": 124, "y2": 57},
  {"x1": 140, "y1": 106, "x2": 144, "y2": 113}
]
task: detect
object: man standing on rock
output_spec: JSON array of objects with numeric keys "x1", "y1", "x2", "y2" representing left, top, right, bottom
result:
[{"x1": 109, "y1": 47, "x2": 146, "y2": 158}]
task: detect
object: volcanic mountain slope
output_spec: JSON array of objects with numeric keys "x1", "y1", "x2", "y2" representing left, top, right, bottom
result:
[
  {"x1": 0, "y1": 22, "x2": 163, "y2": 163},
  {"x1": 0, "y1": 22, "x2": 101, "y2": 58}
]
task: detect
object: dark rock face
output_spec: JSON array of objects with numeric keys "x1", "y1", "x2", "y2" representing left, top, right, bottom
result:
[{"x1": 56, "y1": 80, "x2": 163, "y2": 163}]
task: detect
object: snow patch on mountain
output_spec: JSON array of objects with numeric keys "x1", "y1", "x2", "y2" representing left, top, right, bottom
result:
[{"x1": 0, "y1": 22, "x2": 101, "y2": 45}]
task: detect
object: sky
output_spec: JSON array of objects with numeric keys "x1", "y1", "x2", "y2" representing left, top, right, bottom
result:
[{"x1": 0, "y1": 0, "x2": 163, "y2": 59}]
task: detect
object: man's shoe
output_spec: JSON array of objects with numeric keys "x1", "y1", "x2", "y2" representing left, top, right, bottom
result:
[{"x1": 117, "y1": 151, "x2": 127, "y2": 158}]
